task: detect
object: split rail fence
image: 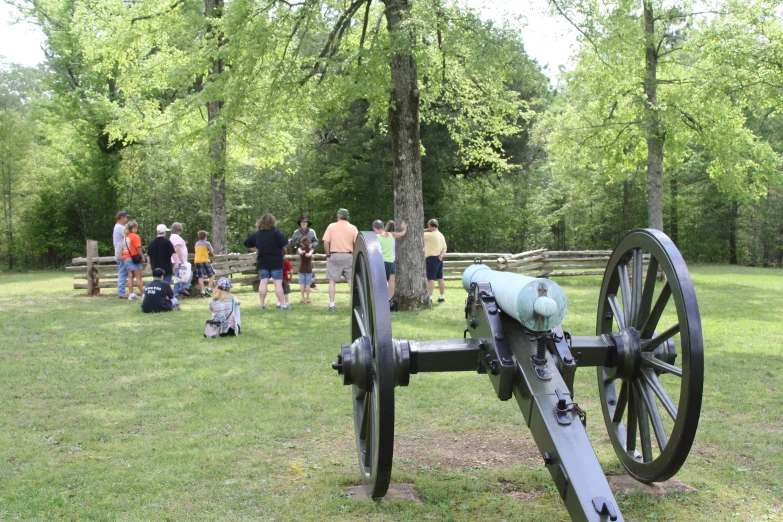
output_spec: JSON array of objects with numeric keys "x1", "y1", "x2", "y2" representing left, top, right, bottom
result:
[{"x1": 70, "y1": 240, "x2": 644, "y2": 296}]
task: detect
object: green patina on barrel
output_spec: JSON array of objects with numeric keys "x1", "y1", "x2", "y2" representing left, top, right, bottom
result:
[{"x1": 462, "y1": 264, "x2": 568, "y2": 332}]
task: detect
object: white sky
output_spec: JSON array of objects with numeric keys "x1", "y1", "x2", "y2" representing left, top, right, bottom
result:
[{"x1": 0, "y1": 0, "x2": 576, "y2": 80}]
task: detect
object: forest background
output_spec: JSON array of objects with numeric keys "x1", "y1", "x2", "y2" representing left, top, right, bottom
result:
[{"x1": 0, "y1": 0, "x2": 781, "y2": 271}]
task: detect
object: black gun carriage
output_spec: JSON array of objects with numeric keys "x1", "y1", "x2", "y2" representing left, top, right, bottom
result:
[{"x1": 331, "y1": 229, "x2": 703, "y2": 522}]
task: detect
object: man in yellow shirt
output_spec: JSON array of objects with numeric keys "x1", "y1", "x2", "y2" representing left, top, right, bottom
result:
[
  {"x1": 322, "y1": 208, "x2": 359, "y2": 312},
  {"x1": 424, "y1": 219, "x2": 447, "y2": 303}
]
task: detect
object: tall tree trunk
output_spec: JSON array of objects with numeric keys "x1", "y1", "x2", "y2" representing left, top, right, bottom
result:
[
  {"x1": 670, "y1": 173, "x2": 679, "y2": 244},
  {"x1": 622, "y1": 179, "x2": 631, "y2": 231},
  {"x1": 206, "y1": 0, "x2": 228, "y2": 254},
  {"x1": 643, "y1": 0, "x2": 664, "y2": 231},
  {"x1": 382, "y1": 0, "x2": 428, "y2": 310},
  {"x1": 729, "y1": 200, "x2": 739, "y2": 265}
]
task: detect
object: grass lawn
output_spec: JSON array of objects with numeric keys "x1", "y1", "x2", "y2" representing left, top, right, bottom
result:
[{"x1": 0, "y1": 266, "x2": 781, "y2": 521}]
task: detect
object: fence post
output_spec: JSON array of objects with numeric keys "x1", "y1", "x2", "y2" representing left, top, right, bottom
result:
[{"x1": 86, "y1": 240, "x2": 99, "y2": 296}]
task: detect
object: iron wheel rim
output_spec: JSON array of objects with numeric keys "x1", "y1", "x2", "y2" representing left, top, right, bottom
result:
[
  {"x1": 350, "y1": 232, "x2": 395, "y2": 498},
  {"x1": 596, "y1": 228, "x2": 704, "y2": 482}
]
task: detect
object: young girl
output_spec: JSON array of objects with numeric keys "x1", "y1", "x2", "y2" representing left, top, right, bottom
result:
[
  {"x1": 209, "y1": 278, "x2": 241, "y2": 336},
  {"x1": 122, "y1": 220, "x2": 145, "y2": 299},
  {"x1": 297, "y1": 236, "x2": 314, "y2": 303}
]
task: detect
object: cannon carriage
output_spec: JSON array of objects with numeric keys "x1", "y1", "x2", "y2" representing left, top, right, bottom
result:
[{"x1": 331, "y1": 229, "x2": 703, "y2": 522}]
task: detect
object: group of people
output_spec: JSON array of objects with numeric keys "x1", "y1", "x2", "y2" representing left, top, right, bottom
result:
[
  {"x1": 113, "y1": 213, "x2": 207, "y2": 301},
  {"x1": 243, "y1": 208, "x2": 447, "y2": 311},
  {"x1": 111, "y1": 207, "x2": 448, "y2": 326},
  {"x1": 112, "y1": 211, "x2": 240, "y2": 336},
  {"x1": 242, "y1": 210, "x2": 352, "y2": 311}
]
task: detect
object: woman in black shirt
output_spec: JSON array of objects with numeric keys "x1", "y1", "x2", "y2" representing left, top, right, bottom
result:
[{"x1": 244, "y1": 213, "x2": 289, "y2": 310}]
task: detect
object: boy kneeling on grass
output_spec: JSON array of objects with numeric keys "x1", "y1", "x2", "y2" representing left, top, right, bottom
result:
[
  {"x1": 142, "y1": 268, "x2": 179, "y2": 313},
  {"x1": 194, "y1": 230, "x2": 216, "y2": 298}
]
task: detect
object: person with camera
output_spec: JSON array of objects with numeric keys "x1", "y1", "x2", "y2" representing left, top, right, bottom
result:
[{"x1": 122, "y1": 220, "x2": 145, "y2": 300}]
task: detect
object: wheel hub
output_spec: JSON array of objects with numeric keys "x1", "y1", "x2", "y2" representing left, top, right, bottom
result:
[{"x1": 333, "y1": 336, "x2": 374, "y2": 391}]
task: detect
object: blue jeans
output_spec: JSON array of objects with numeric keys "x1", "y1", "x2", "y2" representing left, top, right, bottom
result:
[
  {"x1": 116, "y1": 256, "x2": 128, "y2": 296},
  {"x1": 258, "y1": 268, "x2": 283, "y2": 281},
  {"x1": 174, "y1": 266, "x2": 193, "y2": 296}
]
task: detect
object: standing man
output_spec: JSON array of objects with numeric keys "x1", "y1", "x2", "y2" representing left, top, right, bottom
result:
[
  {"x1": 322, "y1": 208, "x2": 358, "y2": 312},
  {"x1": 169, "y1": 222, "x2": 191, "y2": 297},
  {"x1": 146, "y1": 224, "x2": 176, "y2": 284},
  {"x1": 113, "y1": 211, "x2": 129, "y2": 298},
  {"x1": 289, "y1": 217, "x2": 319, "y2": 289},
  {"x1": 424, "y1": 218, "x2": 447, "y2": 303}
]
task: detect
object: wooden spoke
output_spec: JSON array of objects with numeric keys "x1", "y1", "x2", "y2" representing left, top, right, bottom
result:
[
  {"x1": 618, "y1": 264, "x2": 632, "y2": 327},
  {"x1": 636, "y1": 257, "x2": 659, "y2": 330},
  {"x1": 641, "y1": 282, "x2": 671, "y2": 338},
  {"x1": 641, "y1": 323, "x2": 680, "y2": 352},
  {"x1": 641, "y1": 368, "x2": 678, "y2": 420},
  {"x1": 608, "y1": 295, "x2": 626, "y2": 331},
  {"x1": 363, "y1": 396, "x2": 374, "y2": 468},
  {"x1": 626, "y1": 385, "x2": 637, "y2": 454},
  {"x1": 638, "y1": 380, "x2": 667, "y2": 451},
  {"x1": 631, "y1": 248, "x2": 643, "y2": 326},
  {"x1": 613, "y1": 381, "x2": 629, "y2": 424},
  {"x1": 642, "y1": 354, "x2": 682, "y2": 377},
  {"x1": 353, "y1": 308, "x2": 367, "y2": 337},
  {"x1": 359, "y1": 391, "x2": 371, "y2": 440},
  {"x1": 634, "y1": 381, "x2": 654, "y2": 463},
  {"x1": 641, "y1": 355, "x2": 682, "y2": 377}
]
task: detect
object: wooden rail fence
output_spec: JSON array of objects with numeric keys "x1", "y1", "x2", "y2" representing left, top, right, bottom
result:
[{"x1": 70, "y1": 241, "x2": 646, "y2": 295}]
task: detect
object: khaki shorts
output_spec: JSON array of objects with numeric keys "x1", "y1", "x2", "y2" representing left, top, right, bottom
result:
[{"x1": 326, "y1": 252, "x2": 353, "y2": 281}]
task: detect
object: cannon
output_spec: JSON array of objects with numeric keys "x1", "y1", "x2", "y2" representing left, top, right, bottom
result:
[{"x1": 331, "y1": 229, "x2": 703, "y2": 522}]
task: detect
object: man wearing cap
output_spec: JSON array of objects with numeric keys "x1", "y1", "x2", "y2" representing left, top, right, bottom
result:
[
  {"x1": 289, "y1": 217, "x2": 319, "y2": 289},
  {"x1": 146, "y1": 224, "x2": 176, "y2": 284},
  {"x1": 322, "y1": 208, "x2": 359, "y2": 312},
  {"x1": 113, "y1": 211, "x2": 129, "y2": 298},
  {"x1": 288, "y1": 217, "x2": 319, "y2": 251},
  {"x1": 141, "y1": 268, "x2": 179, "y2": 313},
  {"x1": 424, "y1": 218, "x2": 447, "y2": 303}
]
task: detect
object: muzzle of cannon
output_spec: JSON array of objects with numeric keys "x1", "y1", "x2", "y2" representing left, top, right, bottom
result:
[{"x1": 332, "y1": 229, "x2": 704, "y2": 522}]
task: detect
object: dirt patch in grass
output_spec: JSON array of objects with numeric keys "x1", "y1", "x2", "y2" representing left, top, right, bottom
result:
[
  {"x1": 393, "y1": 429, "x2": 542, "y2": 469},
  {"x1": 498, "y1": 481, "x2": 547, "y2": 502}
]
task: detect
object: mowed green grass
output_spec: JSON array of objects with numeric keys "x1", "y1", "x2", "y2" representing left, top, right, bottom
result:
[{"x1": 0, "y1": 266, "x2": 781, "y2": 521}]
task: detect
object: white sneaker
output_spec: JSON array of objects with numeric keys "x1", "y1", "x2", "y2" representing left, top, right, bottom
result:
[
  {"x1": 259, "y1": 304, "x2": 266, "y2": 310},
  {"x1": 128, "y1": 293, "x2": 141, "y2": 301}
]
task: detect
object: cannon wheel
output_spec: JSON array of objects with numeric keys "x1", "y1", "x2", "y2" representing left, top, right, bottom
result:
[
  {"x1": 350, "y1": 232, "x2": 395, "y2": 498},
  {"x1": 597, "y1": 228, "x2": 703, "y2": 482}
]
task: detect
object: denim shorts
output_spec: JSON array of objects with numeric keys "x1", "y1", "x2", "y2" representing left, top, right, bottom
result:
[
  {"x1": 125, "y1": 258, "x2": 143, "y2": 272},
  {"x1": 298, "y1": 272, "x2": 313, "y2": 285},
  {"x1": 259, "y1": 268, "x2": 283, "y2": 280}
]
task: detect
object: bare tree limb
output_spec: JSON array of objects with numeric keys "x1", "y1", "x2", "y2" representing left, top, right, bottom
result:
[{"x1": 131, "y1": 0, "x2": 185, "y2": 24}]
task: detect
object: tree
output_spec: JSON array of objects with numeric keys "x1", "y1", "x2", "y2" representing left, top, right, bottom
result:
[
  {"x1": 302, "y1": 0, "x2": 540, "y2": 309},
  {"x1": 544, "y1": 0, "x2": 778, "y2": 236}
]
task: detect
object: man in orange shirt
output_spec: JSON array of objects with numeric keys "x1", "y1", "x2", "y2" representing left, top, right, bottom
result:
[{"x1": 322, "y1": 208, "x2": 358, "y2": 312}]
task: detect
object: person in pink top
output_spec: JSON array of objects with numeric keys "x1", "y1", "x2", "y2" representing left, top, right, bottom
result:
[
  {"x1": 322, "y1": 208, "x2": 358, "y2": 312},
  {"x1": 169, "y1": 222, "x2": 191, "y2": 297}
]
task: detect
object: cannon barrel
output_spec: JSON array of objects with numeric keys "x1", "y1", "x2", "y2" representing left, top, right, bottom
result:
[{"x1": 462, "y1": 264, "x2": 568, "y2": 332}]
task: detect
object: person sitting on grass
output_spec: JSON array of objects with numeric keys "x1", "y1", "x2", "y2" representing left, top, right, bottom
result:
[
  {"x1": 209, "y1": 278, "x2": 241, "y2": 336},
  {"x1": 194, "y1": 230, "x2": 216, "y2": 298},
  {"x1": 141, "y1": 268, "x2": 179, "y2": 313}
]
